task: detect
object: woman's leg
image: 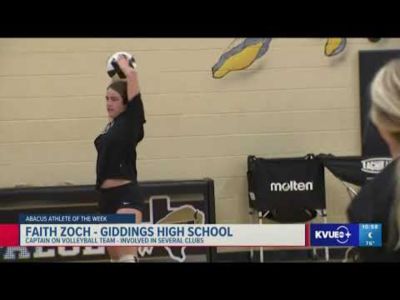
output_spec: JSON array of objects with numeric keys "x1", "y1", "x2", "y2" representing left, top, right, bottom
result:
[{"x1": 107, "y1": 207, "x2": 143, "y2": 262}]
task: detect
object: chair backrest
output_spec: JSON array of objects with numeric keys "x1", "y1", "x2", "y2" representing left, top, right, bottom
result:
[
  {"x1": 247, "y1": 155, "x2": 326, "y2": 223},
  {"x1": 318, "y1": 154, "x2": 392, "y2": 186}
]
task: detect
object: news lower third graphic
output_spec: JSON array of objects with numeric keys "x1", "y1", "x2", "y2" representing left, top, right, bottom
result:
[
  {"x1": 0, "y1": 214, "x2": 382, "y2": 248},
  {"x1": 309, "y1": 223, "x2": 382, "y2": 247}
]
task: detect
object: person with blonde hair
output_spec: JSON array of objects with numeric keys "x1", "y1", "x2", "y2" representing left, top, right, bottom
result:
[{"x1": 347, "y1": 58, "x2": 400, "y2": 261}]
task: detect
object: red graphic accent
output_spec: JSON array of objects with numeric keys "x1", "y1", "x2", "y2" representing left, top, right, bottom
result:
[
  {"x1": 305, "y1": 223, "x2": 310, "y2": 246},
  {"x1": 0, "y1": 224, "x2": 19, "y2": 246}
]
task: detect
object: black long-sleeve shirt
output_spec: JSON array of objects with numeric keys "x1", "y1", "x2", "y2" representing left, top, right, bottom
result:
[{"x1": 94, "y1": 93, "x2": 146, "y2": 189}]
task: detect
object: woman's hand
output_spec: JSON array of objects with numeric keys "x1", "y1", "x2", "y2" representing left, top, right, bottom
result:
[
  {"x1": 116, "y1": 54, "x2": 140, "y2": 100},
  {"x1": 116, "y1": 54, "x2": 136, "y2": 77}
]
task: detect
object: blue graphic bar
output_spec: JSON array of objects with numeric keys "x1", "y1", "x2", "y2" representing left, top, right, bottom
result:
[
  {"x1": 358, "y1": 223, "x2": 382, "y2": 247},
  {"x1": 19, "y1": 214, "x2": 136, "y2": 224},
  {"x1": 310, "y1": 223, "x2": 382, "y2": 247}
]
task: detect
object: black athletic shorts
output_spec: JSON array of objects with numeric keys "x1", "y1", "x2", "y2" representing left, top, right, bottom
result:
[{"x1": 98, "y1": 182, "x2": 145, "y2": 214}]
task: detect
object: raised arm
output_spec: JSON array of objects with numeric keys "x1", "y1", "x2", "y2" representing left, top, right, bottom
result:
[{"x1": 116, "y1": 54, "x2": 140, "y2": 101}]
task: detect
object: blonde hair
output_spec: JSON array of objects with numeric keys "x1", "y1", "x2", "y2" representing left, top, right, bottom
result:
[
  {"x1": 370, "y1": 58, "x2": 400, "y2": 251},
  {"x1": 370, "y1": 59, "x2": 400, "y2": 140}
]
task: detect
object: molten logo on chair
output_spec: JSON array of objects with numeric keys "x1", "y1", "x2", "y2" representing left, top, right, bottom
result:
[{"x1": 269, "y1": 180, "x2": 314, "y2": 192}]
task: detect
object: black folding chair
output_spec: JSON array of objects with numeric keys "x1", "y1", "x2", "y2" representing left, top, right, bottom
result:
[
  {"x1": 247, "y1": 154, "x2": 328, "y2": 262},
  {"x1": 318, "y1": 154, "x2": 392, "y2": 200}
]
